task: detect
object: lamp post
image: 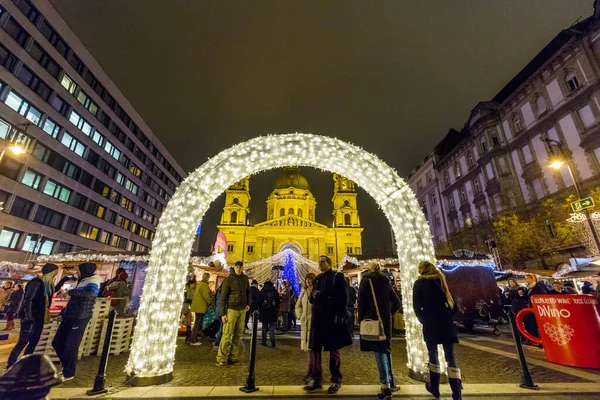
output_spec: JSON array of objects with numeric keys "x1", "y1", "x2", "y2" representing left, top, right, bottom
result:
[{"x1": 544, "y1": 138, "x2": 600, "y2": 253}]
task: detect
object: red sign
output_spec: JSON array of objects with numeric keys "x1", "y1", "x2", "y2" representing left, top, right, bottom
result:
[{"x1": 516, "y1": 295, "x2": 600, "y2": 369}]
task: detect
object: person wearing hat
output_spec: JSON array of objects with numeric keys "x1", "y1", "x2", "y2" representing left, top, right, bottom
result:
[
  {"x1": 105, "y1": 271, "x2": 131, "y2": 314},
  {"x1": 6, "y1": 264, "x2": 71, "y2": 369},
  {"x1": 52, "y1": 263, "x2": 102, "y2": 380}
]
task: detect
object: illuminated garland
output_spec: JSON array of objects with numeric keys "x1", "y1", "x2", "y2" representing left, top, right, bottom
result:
[
  {"x1": 567, "y1": 212, "x2": 600, "y2": 255},
  {"x1": 244, "y1": 249, "x2": 319, "y2": 285},
  {"x1": 0, "y1": 261, "x2": 36, "y2": 279},
  {"x1": 37, "y1": 252, "x2": 149, "y2": 263},
  {"x1": 126, "y1": 133, "x2": 436, "y2": 380}
]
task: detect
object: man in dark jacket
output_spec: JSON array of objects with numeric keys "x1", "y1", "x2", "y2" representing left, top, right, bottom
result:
[
  {"x1": 216, "y1": 261, "x2": 250, "y2": 366},
  {"x1": 304, "y1": 256, "x2": 352, "y2": 394},
  {"x1": 258, "y1": 280, "x2": 280, "y2": 347},
  {"x1": 245, "y1": 280, "x2": 260, "y2": 332},
  {"x1": 52, "y1": 263, "x2": 101, "y2": 380}
]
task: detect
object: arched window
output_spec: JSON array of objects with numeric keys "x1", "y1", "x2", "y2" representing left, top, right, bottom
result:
[
  {"x1": 566, "y1": 71, "x2": 579, "y2": 92},
  {"x1": 536, "y1": 95, "x2": 547, "y2": 115},
  {"x1": 467, "y1": 152, "x2": 474, "y2": 168},
  {"x1": 288, "y1": 208, "x2": 294, "y2": 215},
  {"x1": 344, "y1": 214, "x2": 351, "y2": 225},
  {"x1": 513, "y1": 115, "x2": 522, "y2": 133},
  {"x1": 280, "y1": 208, "x2": 285, "y2": 217},
  {"x1": 298, "y1": 209, "x2": 303, "y2": 218},
  {"x1": 230, "y1": 211, "x2": 237, "y2": 223},
  {"x1": 455, "y1": 162, "x2": 462, "y2": 178}
]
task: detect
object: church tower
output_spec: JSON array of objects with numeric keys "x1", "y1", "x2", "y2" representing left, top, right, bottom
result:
[
  {"x1": 332, "y1": 174, "x2": 360, "y2": 227},
  {"x1": 220, "y1": 176, "x2": 251, "y2": 225}
]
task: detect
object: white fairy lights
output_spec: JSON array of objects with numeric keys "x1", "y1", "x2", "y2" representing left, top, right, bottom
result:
[
  {"x1": 244, "y1": 249, "x2": 320, "y2": 284},
  {"x1": 126, "y1": 133, "x2": 435, "y2": 379}
]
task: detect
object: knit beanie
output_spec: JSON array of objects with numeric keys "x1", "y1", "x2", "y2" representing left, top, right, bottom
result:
[{"x1": 41, "y1": 263, "x2": 59, "y2": 275}]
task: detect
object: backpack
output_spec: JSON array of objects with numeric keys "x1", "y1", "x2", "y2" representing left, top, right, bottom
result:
[{"x1": 262, "y1": 290, "x2": 278, "y2": 310}]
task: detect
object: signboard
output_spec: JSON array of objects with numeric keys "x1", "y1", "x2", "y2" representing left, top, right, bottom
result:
[{"x1": 571, "y1": 197, "x2": 595, "y2": 212}]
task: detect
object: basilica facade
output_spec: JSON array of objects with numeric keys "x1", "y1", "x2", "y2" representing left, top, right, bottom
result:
[{"x1": 216, "y1": 167, "x2": 363, "y2": 265}]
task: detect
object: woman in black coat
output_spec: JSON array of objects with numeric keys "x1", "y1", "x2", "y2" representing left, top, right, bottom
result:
[
  {"x1": 358, "y1": 263, "x2": 400, "y2": 400},
  {"x1": 413, "y1": 261, "x2": 461, "y2": 400},
  {"x1": 257, "y1": 281, "x2": 280, "y2": 347}
]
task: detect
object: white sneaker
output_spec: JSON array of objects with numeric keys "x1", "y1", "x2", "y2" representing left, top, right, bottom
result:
[
  {"x1": 190, "y1": 342, "x2": 202, "y2": 346},
  {"x1": 62, "y1": 375, "x2": 75, "y2": 382}
]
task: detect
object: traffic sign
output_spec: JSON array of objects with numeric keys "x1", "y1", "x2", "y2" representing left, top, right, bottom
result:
[{"x1": 571, "y1": 197, "x2": 595, "y2": 212}]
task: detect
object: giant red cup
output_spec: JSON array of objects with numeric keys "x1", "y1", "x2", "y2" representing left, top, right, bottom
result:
[{"x1": 516, "y1": 294, "x2": 600, "y2": 369}]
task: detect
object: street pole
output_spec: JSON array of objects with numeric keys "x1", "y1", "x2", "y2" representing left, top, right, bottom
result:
[
  {"x1": 507, "y1": 311, "x2": 538, "y2": 390},
  {"x1": 565, "y1": 163, "x2": 600, "y2": 253}
]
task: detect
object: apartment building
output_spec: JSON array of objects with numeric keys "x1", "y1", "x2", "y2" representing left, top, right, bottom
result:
[
  {"x1": 0, "y1": 0, "x2": 185, "y2": 262},
  {"x1": 408, "y1": 5, "x2": 600, "y2": 250}
]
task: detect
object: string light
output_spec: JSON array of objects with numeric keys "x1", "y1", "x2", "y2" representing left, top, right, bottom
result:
[
  {"x1": 126, "y1": 133, "x2": 435, "y2": 380},
  {"x1": 567, "y1": 212, "x2": 600, "y2": 255}
]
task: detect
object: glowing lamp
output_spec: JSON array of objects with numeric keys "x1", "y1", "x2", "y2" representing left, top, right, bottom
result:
[{"x1": 549, "y1": 160, "x2": 564, "y2": 169}]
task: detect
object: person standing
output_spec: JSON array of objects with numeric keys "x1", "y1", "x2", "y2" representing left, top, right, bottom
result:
[
  {"x1": 190, "y1": 273, "x2": 212, "y2": 345},
  {"x1": 245, "y1": 279, "x2": 260, "y2": 332},
  {"x1": 279, "y1": 279, "x2": 291, "y2": 332},
  {"x1": 304, "y1": 256, "x2": 352, "y2": 394},
  {"x1": 6, "y1": 264, "x2": 69, "y2": 369},
  {"x1": 295, "y1": 273, "x2": 315, "y2": 383},
  {"x1": 216, "y1": 261, "x2": 250, "y2": 366},
  {"x1": 358, "y1": 262, "x2": 401, "y2": 400},
  {"x1": 413, "y1": 261, "x2": 461, "y2": 400},
  {"x1": 346, "y1": 278, "x2": 357, "y2": 333},
  {"x1": 0, "y1": 281, "x2": 14, "y2": 311},
  {"x1": 52, "y1": 263, "x2": 102, "y2": 380},
  {"x1": 182, "y1": 273, "x2": 197, "y2": 343},
  {"x1": 258, "y1": 280, "x2": 280, "y2": 347},
  {"x1": 105, "y1": 271, "x2": 131, "y2": 314},
  {"x1": 98, "y1": 267, "x2": 125, "y2": 298},
  {"x1": 2, "y1": 284, "x2": 24, "y2": 331},
  {"x1": 548, "y1": 281, "x2": 565, "y2": 295}
]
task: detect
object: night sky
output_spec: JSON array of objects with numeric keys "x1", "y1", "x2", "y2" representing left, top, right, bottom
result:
[{"x1": 50, "y1": 0, "x2": 592, "y2": 253}]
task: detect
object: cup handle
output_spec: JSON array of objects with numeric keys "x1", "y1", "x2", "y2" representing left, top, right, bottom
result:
[{"x1": 515, "y1": 308, "x2": 543, "y2": 344}]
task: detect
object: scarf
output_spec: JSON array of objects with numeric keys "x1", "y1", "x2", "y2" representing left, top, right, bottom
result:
[{"x1": 418, "y1": 262, "x2": 455, "y2": 310}]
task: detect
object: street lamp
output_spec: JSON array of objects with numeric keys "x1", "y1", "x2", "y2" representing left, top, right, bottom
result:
[{"x1": 544, "y1": 138, "x2": 600, "y2": 253}]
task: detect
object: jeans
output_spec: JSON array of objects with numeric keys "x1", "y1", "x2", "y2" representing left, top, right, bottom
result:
[
  {"x1": 309, "y1": 349, "x2": 342, "y2": 385},
  {"x1": 217, "y1": 309, "x2": 246, "y2": 363},
  {"x1": 214, "y1": 319, "x2": 222, "y2": 346},
  {"x1": 7, "y1": 318, "x2": 44, "y2": 367},
  {"x1": 52, "y1": 318, "x2": 91, "y2": 377},
  {"x1": 262, "y1": 321, "x2": 276, "y2": 344},
  {"x1": 190, "y1": 312, "x2": 204, "y2": 343},
  {"x1": 426, "y1": 342, "x2": 457, "y2": 368},
  {"x1": 374, "y1": 351, "x2": 391, "y2": 387}
]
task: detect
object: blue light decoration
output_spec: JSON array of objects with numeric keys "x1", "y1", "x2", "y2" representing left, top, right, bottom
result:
[
  {"x1": 281, "y1": 250, "x2": 301, "y2": 297},
  {"x1": 195, "y1": 219, "x2": 203, "y2": 235}
]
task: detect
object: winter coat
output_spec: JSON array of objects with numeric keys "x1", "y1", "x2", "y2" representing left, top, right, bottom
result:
[
  {"x1": 309, "y1": 268, "x2": 353, "y2": 351},
  {"x1": 413, "y1": 277, "x2": 458, "y2": 345},
  {"x1": 62, "y1": 274, "x2": 102, "y2": 321},
  {"x1": 191, "y1": 280, "x2": 212, "y2": 314},
  {"x1": 4, "y1": 288, "x2": 24, "y2": 314},
  {"x1": 295, "y1": 288, "x2": 313, "y2": 351},
  {"x1": 347, "y1": 285, "x2": 357, "y2": 308},
  {"x1": 279, "y1": 285, "x2": 291, "y2": 312},
  {"x1": 249, "y1": 285, "x2": 260, "y2": 311},
  {"x1": 358, "y1": 272, "x2": 400, "y2": 353},
  {"x1": 258, "y1": 282, "x2": 280, "y2": 323},
  {"x1": 528, "y1": 282, "x2": 547, "y2": 298},
  {"x1": 218, "y1": 270, "x2": 250, "y2": 316},
  {"x1": 17, "y1": 276, "x2": 67, "y2": 321},
  {"x1": 0, "y1": 287, "x2": 11, "y2": 310},
  {"x1": 511, "y1": 294, "x2": 529, "y2": 315},
  {"x1": 106, "y1": 280, "x2": 131, "y2": 313}
]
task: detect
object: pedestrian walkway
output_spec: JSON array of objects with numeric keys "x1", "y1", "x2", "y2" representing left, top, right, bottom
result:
[{"x1": 48, "y1": 382, "x2": 600, "y2": 399}]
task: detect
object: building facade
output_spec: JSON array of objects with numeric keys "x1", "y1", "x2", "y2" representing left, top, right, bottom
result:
[
  {"x1": 408, "y1": 6, "x2": 600, "y2": 253},
  {"x1": 0, "y1": 0, "x2": 185, "y2": 262},
  {"x1": 216, "y1": 167, "x2": 363, "y2": 265}
]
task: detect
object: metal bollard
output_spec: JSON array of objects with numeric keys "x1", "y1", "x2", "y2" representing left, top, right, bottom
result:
[
  {"x1": 240, "y1": 310, "x2": 260, "y2": 393},
  {"x1": 87, "y1": 310, "x2": 117, "y2": 396},
  {"x1": 507, "y1": 311, "x2": 538, "y2": 390}
]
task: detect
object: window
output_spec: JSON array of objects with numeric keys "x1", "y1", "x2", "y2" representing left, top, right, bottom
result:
[
  {"x1": 227, "y1": 244, "x2": 234, "y2": 252},
  {"x1": 566, "y1": 71, "x2": 579, "y2": 92},
  {"x1": 60, "y1": 132, "x2": 86, "y2": 157},
  {"x1": 426, "y1": 172, "x2": 432, "y2": 183},
  {"x1": 492, "y1": 136, "x2": 500, "y2": 146},
  {"x1": 0, "y1": 228, "x2": 22, "y2": 249},
  {"x1": 4, "y1": 91, "x2": 42, "y2": 125},
  {"x1": 474, "y1": 178, "x2": 481, "y2": 193},
  {"x1": 355, "y1": 247, "x2": 361, "y2": 255},
  {"x1": 467, "y1": 153, "x2": 474, "y2": 168},
  {"x1": 92, "y1": 179, "x2": 110, "y2": 198},
  {"x1": 536, "y1": 95, "x2": 547, "y2": 115},
  {"x1": 43, "y1": 180, "x2": 71, "y2": 203},
  {"x1": 64, "y1": 217, "x2": 80, "y2": 234},
  {"x1": 448, "y1": 195, "x2": 455, "y2": 208},
  {"x1": 86, "y1": 200, "x2": 106, "y2": 219},
  {"x1": 79, "y1": 170, "x2": 94, "y2": 188},
  {"x1": 578, "y1": 105, "x2": 596, "y2": 128},
  {"x1": 4, "y1": 17, "x2": 30, "y2": 46},
  {"x1": 104, "y1": 140, "x2": 121, "y2": 160},
  {"x1": 69, "y1": 111, "x2": 94, "y2": 138},
  {"x1": 99, "y1": 230, "x2": 111, "y2": 244},
  {"x1": 434, "y1": 213, "x2": 441, "y2": 227},
  {"x1": 34, "y1": 206, "x2": 64, "y2": 229},
  {"x1": 431, "y1": 192, "x2": 437, "y2": 204},
  {"x1": 16, "y1": 66, "x2": 51, "y2": 101},
  {"x1": 21, "y1": 235, "x2": 55, "y2": 255},
  {"x1": 443, "y1": 170, "x2": 450, "y2": 186},
  {"x1": 43, "y1": 118, "x2": 61, "y2": 138},
  {"x1": 61, "y1": 74, "x2": 77, "y2": 94},
  {"x1": 298, "y1": 209, "x2": 303, "y2": 218},
  {"x1": 481, "y1": 139, "x2": 488, "y2": 152},
  {"x1": 76, "y1": 91, "x2": 98, "y2": 116},
  {"x1": 0, "y1": 42, "x2": 17, "y2": 71},
  {"x1": 279, "y1": 208, "x2": 285, "y2": 217},
  {"x1": 9, "y1": 196, "x2": 33, "y2": 219},
  {"x1": 125, "y1": 179, "x2": 138, "y2": 195},
  {"x1": 51, "y1": 95, "x2": 69, "y2": 116},
  {"x1": 28, "y1": 41, "x2": 60, "y2": 78},
  {"x1": 13, "y1": 0, "x2": 39, "y2": 23},
  {"x1": 129, "y1": 164, "x2": 142, "y2": 177},
  {"x1": 0, "y1": 156, "x2": 22, "y2": 180},
  {"x1": 344, "y1": 214, "x2": 351, "y2": 225},
  {"x1": 417, "y1": 179, "x2": 423, "y2": 192},
  {"x1": 346, "y1": 247, "x2": 353, "y2": 254},
  {"x1": 31, "y1": 142, "x2": 50, "y2": 163},
  {"x1": 57, "y1": 242, "x2": 73, "y2": 253},
  {"x1": 514, "y1": 115, "x2": 522, "y2": 132},
  {"x1": 79, "y1": 222, "x2": 99, "y2": 240},
  {"x1": 460, "y1": 187, "x2": 467, "y2": 202},
  {"x1": 71, "y1": 192, "x2": 87, "y2": 210},
  {"x1": 68, "y1": 52, "x2": 84, "y2": 74},
  {"x1": 137, "y1": 226, "x2": 149, "y2": 238},
  {"x1": 230, "y1": 211, "x2": 237, "y2": 223},
  {"x1": 327, "y1": 246, "x2": 334, "y2": 255},
  {"x1": 21, "y1": 169, "x2": 42, "y2": 189},
  {"x1": 247, "y1": 245, "x2": 254, "y2": 253},
  {"x1": 120, "y1": 196, "x2": 134, "y2": 212},
  {"x1": 454, "y1": 162, "x2": 462, "y2": 178},
  {"x1": 110, "y1": 234, "x2": 127, "y2": 249}
]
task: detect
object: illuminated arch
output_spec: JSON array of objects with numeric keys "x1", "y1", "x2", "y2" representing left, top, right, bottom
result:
[{"x1": 126, "y1": 133, "x2": 435, "y2": 383}]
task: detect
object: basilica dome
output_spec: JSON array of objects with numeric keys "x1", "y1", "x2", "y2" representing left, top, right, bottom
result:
[{"x1": 274, "y1": 167, "x2": 310, "y2": 190}]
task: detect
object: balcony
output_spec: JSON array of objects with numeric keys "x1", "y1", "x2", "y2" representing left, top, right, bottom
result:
[
  {"x1": 521, "y1": 160, "x2": 543, "y2": 182},
  {"x1": 485, "y1": 178, "x2": 500, "y2": 196}
]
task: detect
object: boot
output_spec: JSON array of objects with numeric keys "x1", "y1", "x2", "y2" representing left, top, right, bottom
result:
[
  {"x1": 448, "y1": 367, "x2": 462, "y2": 400},
  {"x1": 376, "y1": 387, "x2": 392, "y2": 400},
  {"x1": 270, "y1": 338, "x2": 276, "y2": 348},
  {"x1": 425, "y1": 363, "x2": 441, "y2": 399}
]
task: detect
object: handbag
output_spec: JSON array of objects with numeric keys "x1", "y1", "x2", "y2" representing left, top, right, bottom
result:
[{"x1": 359, "y1": 278, "x2": 387, "y2": 342}]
